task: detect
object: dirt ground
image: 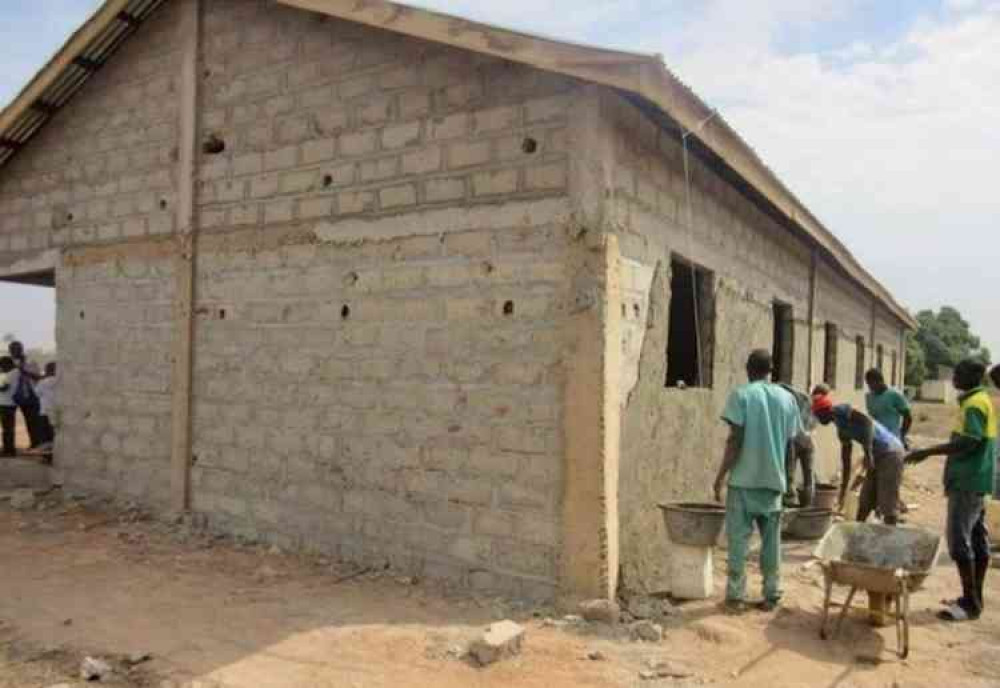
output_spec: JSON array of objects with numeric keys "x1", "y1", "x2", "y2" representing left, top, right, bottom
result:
[{"x1": 1, "y1": 402, "x2": 999, "y2": 688}]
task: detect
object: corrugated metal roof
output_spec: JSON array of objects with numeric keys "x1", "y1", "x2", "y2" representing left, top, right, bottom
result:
[{"x1": 0, "y1": 0, "x2": 168, "y2": 166}]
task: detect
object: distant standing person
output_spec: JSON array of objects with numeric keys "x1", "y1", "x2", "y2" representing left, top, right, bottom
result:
[
  {"x1": 865, "y1": 368, "x2": 912, "y2": 447},
  {"x1": 0, "y1": 357, "x2": 17, "y2": 457},
  {"x1": 713, "y1": 350, "x2": 803, "y2": 613},
  {"x1": 34, "y1": 361, "x2": 57, "y2": 458},
  {"x1": 8, "y1": 341, "x2": 41, "y2": 449},
  {"x1": 907, "y1": 360, "x2": 997, "y2": 622},
  {"x1": 779, "y1": 383, "x2": 817, "y2": 508},
  {"x1": 993, "y1": 364, "x2": 1000, "y2": 500},
  {"x1": 812, "y1": 394, "x2": 905, "y2": 524}
]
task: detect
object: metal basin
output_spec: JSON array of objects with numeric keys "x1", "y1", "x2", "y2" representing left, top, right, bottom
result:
[
  {"x1": 658, "y1": 502, "x2": 726, "y2": 547},
  {"x1": 813, "y1": 484, "x2": 839, "y2": 511},
  {"x1": 785, "y1": 507, "x2": 834, "y2": 540}
]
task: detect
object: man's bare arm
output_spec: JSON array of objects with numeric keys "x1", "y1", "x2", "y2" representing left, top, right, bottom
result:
[{"x1": 714, "y1": 425, "x2": 744, "y2": 502}]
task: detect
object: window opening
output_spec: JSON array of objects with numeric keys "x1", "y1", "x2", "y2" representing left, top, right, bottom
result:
[
  {"x1": 772, "y1": 302, "x2": 794, "y2": 384},
  {"x1": 665, "y1": 256, "x2": 714, "y2": 388},
  {"x1": 823, "y1": 323, "x2": 839, "y2": 388},
  {"x1": 855, "y1": 336, "x2": 866, "y2": 390}
]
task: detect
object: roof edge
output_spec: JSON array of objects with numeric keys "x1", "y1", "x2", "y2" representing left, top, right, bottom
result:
[{"x1": 0, "y1": 0, "x2": 132, "y2": 132}]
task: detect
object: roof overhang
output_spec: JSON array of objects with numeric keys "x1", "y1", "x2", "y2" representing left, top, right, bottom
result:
[{"x1": 0, "y1": 0, "x2": 916, "y2": 329}]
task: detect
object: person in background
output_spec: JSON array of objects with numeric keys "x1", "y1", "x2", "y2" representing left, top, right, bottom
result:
[
  {"x1": 865, "y1": 368, "x2": 913, "y2": 447},
  {"x1": 812, "y1": 393, "x2": 905, "y2": 525},
  {"x1": 7, "y1": 341, "x2": 41, "y2": 449},
  {"x1": 33, "y1": 361, "x2": 57, "y2": 459},
  {"x1": 0, "y1": 357, "x2": 16, "y2": 457},
  {"x1": 907, "y1": 360, "x2": 996, "y2": 622},
  {"x1": 713, "y1": 350, "x2": 802, "y2": 613},
  {"x1": 992, "y1": 365, "x2": 1000, "y2": 501},
  {"x1": 779, "y1": 383, "x2": 816, "y2": 508}
]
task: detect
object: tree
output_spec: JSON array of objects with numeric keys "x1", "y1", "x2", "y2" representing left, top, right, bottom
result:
[
  {"x1": 908, "y1": 307, "x2": 991, "y2": 384},
  {"x1": 905, "y1": 333, "x2": 927, "y2": 388}
]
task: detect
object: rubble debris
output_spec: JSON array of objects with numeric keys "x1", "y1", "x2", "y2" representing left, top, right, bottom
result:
[
  {"x1": 80, "y1": 656, "x2": 112, "y2": 681},
  {"x1": 469, "y1": 620, "x2": 525, "y2": 666},
  {"x1": 126, "y1": 652, "x2": 152, "y2": 666},
  {"x1": 629, "y1": 620, "x2": 663, "y2": 643},
  {"x1": 11, "y1": 489, "x2": 37, "y2": 511},
  {"x1": 586, "y1": 649, "x2": 607, "y2": 661},
  {"x1": 642, "y1": 658, "x2": 694, "y2": 679},
  {"x1": 579, "y1": 599, "x2": 620, "y2": 624},
  {"x1": 562, "y1": 614, "x2": 584, "y2": 624}
]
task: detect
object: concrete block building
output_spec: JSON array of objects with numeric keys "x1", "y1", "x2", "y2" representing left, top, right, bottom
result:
[{"x1": 0, "y1": 0, "x2": 914, "y2": 601}]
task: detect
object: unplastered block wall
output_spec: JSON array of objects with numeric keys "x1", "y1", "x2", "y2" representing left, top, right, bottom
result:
[
  {"x1": 0, "y1": 4, "x2": 185, "y2": 500},
  {"x1": 582, "y1": 90, "x2": 892, "y2": 593},
  {"x1": 56, "y1": 249, "x2": 175, "y2": 507},
  {"x1": 0, "y1": 1, "x2": 182, "y2": 262},
  {"x1": 186, "y1": 0, "x2": 581, "y2": 598}
]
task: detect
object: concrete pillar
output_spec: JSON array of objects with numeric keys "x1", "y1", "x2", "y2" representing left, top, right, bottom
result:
[{"x1": 561, "y1": 233, "x2": 622, "y2": 603}]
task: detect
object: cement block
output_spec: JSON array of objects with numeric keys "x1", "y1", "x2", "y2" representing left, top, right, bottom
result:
[{"x1": 669, "y1": 543, "x2": 713, "y2": 600}]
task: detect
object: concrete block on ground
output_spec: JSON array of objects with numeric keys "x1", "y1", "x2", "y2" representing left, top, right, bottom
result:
[
  {"x1": 469, "y1": 620, "x2": 525, "y2": 666},
  {"x1": 669, "y1": 543, "x2": 713, "y2": 600},
  {"x1": 579, "y1": 599, "x2": 620, "y2": 624}
]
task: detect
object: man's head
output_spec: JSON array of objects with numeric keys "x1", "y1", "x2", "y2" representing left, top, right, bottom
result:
[
  {"x1": 865, "y1": 368, "x2": 887, "y2": 394},
  {"x1": 0, "y1": 357, "x2": 13, "y2": 373},
  {"x1": 7, "y1": 341, "x2": 23, "y2": 359},
  {"x1": 811, "y1": 393, "x2": 835, "y2": 425},
  {"x1": 953, "y1": 359, "x2": 987, "y2": 392},
  {"x1": 811, "y1": 383, "x2": 830, "y2": 398},
  {"x1": 746, "y1": 349, "x2": 773, "y2": 381},
  {"x1": 991, "y1": 364, "x2": 1000, "y2": 390},
  {"x1": 44, "y1": 361, "x2": 56, "y2": 377}
]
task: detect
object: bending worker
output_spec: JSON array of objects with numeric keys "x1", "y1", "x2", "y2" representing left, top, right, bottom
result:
[
  {"x1": 779, "y1": 383, "x2": 817, "y2": 508},
  {"x1": 812, "y1": 393, "x2": 905, "y2": 525}
]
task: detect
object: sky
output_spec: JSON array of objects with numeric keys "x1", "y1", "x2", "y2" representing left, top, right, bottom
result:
[{"x1": 1, "y1": 0, "x2": 998, "y2": 355}]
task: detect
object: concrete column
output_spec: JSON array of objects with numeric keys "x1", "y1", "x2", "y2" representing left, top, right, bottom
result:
[
  {"x1": 170, "y1": 0, "x2": 202, "y2": 513},
  {"x1": 561, "y1": 233, "x2": 622, "y2": 603}
]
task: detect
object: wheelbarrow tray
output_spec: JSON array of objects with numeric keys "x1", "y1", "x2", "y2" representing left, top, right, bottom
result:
[
  {"x1": 813, "y1": 522, "x2": 943, "y2": 659},
  {"x1": 814, "y1": 522, "x2": 942, "y2": 590}
]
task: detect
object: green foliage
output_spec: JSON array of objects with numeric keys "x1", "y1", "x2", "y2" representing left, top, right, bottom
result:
[
  {"x1": 905, "y1": 333, "x2": 926, "y2": 387},
  {"x1": 908, "y1": 307, "x2": 992, "y2": 385}
]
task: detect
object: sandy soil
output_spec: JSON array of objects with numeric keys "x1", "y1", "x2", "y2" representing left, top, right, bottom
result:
[{"x1": 0, "y1": 405, "x2": 998, "y2": 688}]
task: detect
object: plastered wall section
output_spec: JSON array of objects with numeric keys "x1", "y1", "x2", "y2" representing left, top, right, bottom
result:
[
  {"x1": 185, "y1": 0, "x2": 581, "y2": 599},
  {"x1": 578, "y1": 90, "x2": 907, "y2": 594},
  {"x1": 0, "y1": 3, "x2": 185, "y2": 503}
]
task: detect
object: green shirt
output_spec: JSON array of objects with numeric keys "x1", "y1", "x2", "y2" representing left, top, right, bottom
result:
[
  {"x1": 865, "y1": 388, "x2": 910, "y2": 438},
  {"x1": 722, "y1": 381, "x2": 803, "y2": 494},
  {"x1": 946, "y1": 387, "x2": 997, "y2": 494}
]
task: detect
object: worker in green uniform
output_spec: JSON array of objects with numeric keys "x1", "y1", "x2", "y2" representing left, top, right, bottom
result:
[
  {"x1": 865, "y1": 368, "x2": 912, "y2": 447},
  {"x1": 907, "y1": 359, "x2": 997, "y2": 622},
  {"x1": 713, "y1": 350, "x2": 802, "y2": 613}
]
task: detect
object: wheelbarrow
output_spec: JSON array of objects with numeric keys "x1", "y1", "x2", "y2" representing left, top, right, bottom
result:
[{"x1": 812, "y1": 523, "x2": 942, "y2": 659}]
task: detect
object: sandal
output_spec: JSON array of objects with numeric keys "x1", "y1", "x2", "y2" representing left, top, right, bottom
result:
[{"x1": 938, "y1": 603, "x2": 979, "y2": 622}]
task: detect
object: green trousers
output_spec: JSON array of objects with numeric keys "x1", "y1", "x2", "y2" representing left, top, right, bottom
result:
[{"x1": 726, "y1": 486, "x2": 783, "y2": 603}]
